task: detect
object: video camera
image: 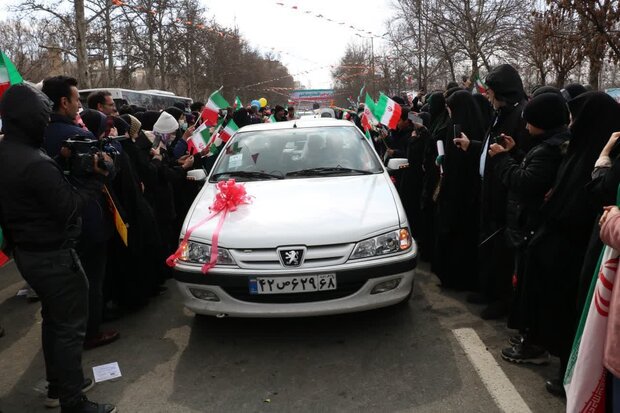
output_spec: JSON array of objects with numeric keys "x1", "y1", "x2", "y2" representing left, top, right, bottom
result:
[{"x1": 61, "y1": 135, "x2": 126, "y2": 177}]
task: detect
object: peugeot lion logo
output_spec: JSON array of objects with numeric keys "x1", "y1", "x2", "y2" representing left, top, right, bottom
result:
[{"x1": 279, "y1": 249, "x2": 304, "y2": 267}]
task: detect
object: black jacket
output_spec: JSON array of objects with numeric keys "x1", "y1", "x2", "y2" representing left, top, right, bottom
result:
[
  {"x1": 494, "y1": 128, "x2": 568, "y2": 247},
  {"x1": 0, "y1": 84, "x2": 100, "y2": 250},
  {"x1": 469, "y1": 99, "x2": 531, "y2": 233}
]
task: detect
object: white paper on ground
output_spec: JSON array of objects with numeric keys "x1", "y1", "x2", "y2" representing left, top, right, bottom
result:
[
  {"x1": 16, "y1": 289, "x2": 29, "y2": 297},
  {"x1": 92, "y1": 362, "x2": 122, "y2": 383}
]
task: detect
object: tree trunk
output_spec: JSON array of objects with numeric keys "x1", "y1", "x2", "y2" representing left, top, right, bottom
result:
[
  {"x1": 105, "y1": 6, "x2": 114, "y2": 86},
  {"x1": 74, "y1": 0, "x2": 91, "y2": 88},
  {"x1": 589, "y1": 55, "x2": 602, "y2": 90},
  {"x1": 555, "y1": 70, "x2": 567, "y2": 88}
]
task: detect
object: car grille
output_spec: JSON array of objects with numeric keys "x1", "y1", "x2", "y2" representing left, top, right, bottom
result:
[
  {"x1": 221, "y1": 280, "x2": 365, "y2": 303},
  {"x1": 230, "y1": 243, "x2": 355, "y2": 270}
]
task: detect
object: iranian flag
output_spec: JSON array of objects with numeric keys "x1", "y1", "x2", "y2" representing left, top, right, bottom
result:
[
  {"x1": 234, "y1": 96, "x2": 243, "y2": 110},
  {"x1": 187, "y1": 123, "x2": 211, "y2": 154},
  {"x1": 362, "y1": 93, "x2": 378, "y2": 132},
  {"x1": 0, "y1": 50, "x2": 23, "y2": 100},
  {"x1": 201, "y1": 88, "x2": 229, "y2": 126},
  {"x1": 564, "y1": 239, "x2": 619, "y2": 411},
  {"x1": 268, "y1": 114, "x2": 276, "y2": 123},
  {"x1": 372, "y1": 92, "x2": 402, "y2": 130},
  {"x1": 219, "y1": 119, "x2": 239, "y2": 143},
  {"x1": 474, "y1": 75, "x2": 487, "y2": 94}
]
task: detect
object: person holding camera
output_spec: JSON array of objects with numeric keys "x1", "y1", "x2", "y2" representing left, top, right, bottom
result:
[
  {"x1": 42, "y1": 78, "x2": 121, "y2": 352},
  {"x1": 0, "y1": 84, "x2": 116, "y2": 413},
  {"x1": 488, "y1": 93, "x2": 569, "y2": 365}
]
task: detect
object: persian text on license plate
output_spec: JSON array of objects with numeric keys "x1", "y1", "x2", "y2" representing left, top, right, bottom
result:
[{"x1": 249, "y1": 274, "x2": 337, "y2": 295}]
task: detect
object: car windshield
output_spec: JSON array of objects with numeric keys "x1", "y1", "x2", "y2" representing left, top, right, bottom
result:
[{"x1": 209, "y1": 126, "x2": 383, "y2": 181}]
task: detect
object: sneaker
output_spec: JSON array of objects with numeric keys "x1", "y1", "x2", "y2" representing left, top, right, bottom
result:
[
  {"x1": 508, "y1": 334, "x2": 523, "y2": 346},
  {"x1": 46, "y1": 379, "x2": 95, "y2": 408},
  {"x1": 545, "y1": 379, "x2": 566, "y2": 398},
  {"x1": 60, "y1": 396, "x2": 116, "y2": 413},
  {"x1": 83, "y1": 330, "x2": 120, "y2": 350},
  {"x1": 501, "y1": 343, "x2": 550, "y2": 365}
]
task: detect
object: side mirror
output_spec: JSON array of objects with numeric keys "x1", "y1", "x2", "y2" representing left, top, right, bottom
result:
[
  {"x1": 187, "y1": 169, "x2": 207, "y2": 182},
  {"x1": 387, "y1": 158, "x2": 409, "y2": 170}
]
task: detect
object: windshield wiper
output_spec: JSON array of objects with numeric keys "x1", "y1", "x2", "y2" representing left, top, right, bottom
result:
[
  {"x1": 286, "y1": 167, "x2": 375, "y2": 177},
  {"x1": 211, "y1": 171, "x2": 284, "y2": 180}
]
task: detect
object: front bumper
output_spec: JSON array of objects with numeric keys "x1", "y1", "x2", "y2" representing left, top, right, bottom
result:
[{"x1": 173, "y1": 253, "x2": 416, "y2": 318}]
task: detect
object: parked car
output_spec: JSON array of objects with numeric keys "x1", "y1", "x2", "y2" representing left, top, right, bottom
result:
[{"x1": 173, "y1": 119, "x2": 417, "y2": 317}]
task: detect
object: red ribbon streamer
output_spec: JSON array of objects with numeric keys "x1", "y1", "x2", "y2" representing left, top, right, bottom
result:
[{"x1": 166, "y1": 179, "x2": 251, "y2": 274}]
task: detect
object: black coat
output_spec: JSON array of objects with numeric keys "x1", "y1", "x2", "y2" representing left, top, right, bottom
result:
[
  {"x1": 469, "y1": 99, "x2": 531, "y2": 234},
  {"x1": 495, "y1": 129, "x2": 568, "y2": 248},
  {"x1": 494, "y1": 128, "x2": 568, "y2": 331},
  {"x1": 399, "y1": 126, "x2": 430, "y2": 238},
  {"x1": 0, "y1": 84, "x2": 99, "y2": 250}
]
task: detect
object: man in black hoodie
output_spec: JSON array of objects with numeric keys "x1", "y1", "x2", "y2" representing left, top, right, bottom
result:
[
  {"x1": 0, "y1": 84, "x2": 116, "y2": 413},
  {"x1": 454, "y1": 64, "x2": 531, "y2": 319}
]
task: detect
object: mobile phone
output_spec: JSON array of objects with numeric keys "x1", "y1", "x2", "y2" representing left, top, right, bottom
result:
[
  {"x1": 453, "y1": 124, "x2": 462, "y2": 139},
  {"x1": 494, "y1": 135, "x2": 505, "y2": 145},
  {"x1": 408, "y1": 111, "x2": 423, "y2": 125},
  {"x1": 152, "y1": 134, "x2": 162, "y2": 149}
]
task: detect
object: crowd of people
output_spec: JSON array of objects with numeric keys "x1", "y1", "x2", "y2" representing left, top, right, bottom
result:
[
  {"x1": 1, "y1": 63, "x2": 620, "y2": 411},
  {"x1": 0, "y1": 76, "x2": 299, "y2": 412},
  {"x1": 357, "y1": 63, "x2": 620, "y2": 407}
]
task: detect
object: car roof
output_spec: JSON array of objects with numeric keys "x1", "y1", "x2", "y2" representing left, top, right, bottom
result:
[{"x1": 238, "y1": 119, "x2": 354, "y2": 133}]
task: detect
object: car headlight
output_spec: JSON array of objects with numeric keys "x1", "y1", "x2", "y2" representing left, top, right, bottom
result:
[
  {"x1": 179, "y1": 240, "x2": 236, "y2": 266},
  {"x1": 350, "y1": 228, "x2": 413, "y2": 260}
]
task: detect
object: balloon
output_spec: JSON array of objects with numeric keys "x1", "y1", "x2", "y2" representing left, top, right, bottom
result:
[
  {"x1": 251, "y1": 100, "x2": 260, "y2": 108},
  {"x1": 259, "y1": 98, "x2": 267, "y2": 108}
]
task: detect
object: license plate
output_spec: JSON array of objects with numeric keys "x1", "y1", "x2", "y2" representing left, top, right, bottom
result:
[{"x1": 249, "y1": 274, "x2": 337, "y2": 294}]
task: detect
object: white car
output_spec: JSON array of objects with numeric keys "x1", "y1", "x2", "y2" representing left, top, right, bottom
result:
[{"x1": 174, "y1": 119, "x2": 417, "y2": 317}]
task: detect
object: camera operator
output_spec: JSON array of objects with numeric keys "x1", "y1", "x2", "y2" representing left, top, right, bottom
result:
[
  {"x1": 0, "y1": 84, "x2": 116, "y2": 412},
  {"x1": 42, "y1": 76, "x2": 95, "y2": 158},
  {"x1": 53, "y1": 107, "x2": 121, "y2": 351},
  {"x1": 43, "y1": 77, "x2": 120, "y2": 350}
]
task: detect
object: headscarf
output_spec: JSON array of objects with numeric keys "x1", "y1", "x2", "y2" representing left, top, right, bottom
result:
[
  {"x1": 446, "y1": 90, "x2": 485, "y2": 142},
  {"x1": 485, "y1": 64, "x2": 526, "y2": 105},
  {"x1": 80, "y1": 109, "x2": 107, "y2": 138}
]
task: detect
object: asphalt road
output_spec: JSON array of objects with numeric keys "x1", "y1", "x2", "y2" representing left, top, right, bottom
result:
[{"x1": 0, "y1": 260, "x2": 566, "y2": 413}]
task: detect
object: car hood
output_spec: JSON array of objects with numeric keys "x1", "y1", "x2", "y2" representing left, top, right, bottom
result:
[{"x1": 184, "y1": 174, "x2": 401, "y2": 249}]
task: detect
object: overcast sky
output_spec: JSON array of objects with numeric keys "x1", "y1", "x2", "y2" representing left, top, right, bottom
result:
[
  {"x1": 1, "y1": 0, "x2": 394, "y2": 89},
  {"x1": 203, "y1": 0, "x2": 393, "y2": 89}
]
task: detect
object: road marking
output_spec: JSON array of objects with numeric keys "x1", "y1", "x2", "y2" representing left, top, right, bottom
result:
[{"x1": 453, "y1": 328, "x2": 532, "y2": 413}]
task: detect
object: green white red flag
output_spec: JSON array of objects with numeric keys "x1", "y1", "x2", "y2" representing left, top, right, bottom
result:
[
  {"x1": 201, "y1": 88, "x2": 229, "y2": 126},
  {"x1": 361, "y1": 93, "x2": 377, "y2": 132},
  {"x1": 564, "y1": 245, "x2": 617, "y2": 412},
  {"x1": 564, "y1": 185, "x2": 620, "y2": 412},
  {"x1": 474, "y1": 75, "x2": 487, "y2": 94},
  {"x1": 0, "y1": 50, "x2": 23, "y2": 100},
  {"x1": 187, "y1": 123, "x2": 211, "y2": 154},
  {"x1": 372, "y1": 92, "x2": 402, "y2": 130},
  {"x1": 234, "y1": 96, "x2": 243, "y2": 110},
  {"x1": 219, "y1": 119, "x2": 239, "y2": 143}
]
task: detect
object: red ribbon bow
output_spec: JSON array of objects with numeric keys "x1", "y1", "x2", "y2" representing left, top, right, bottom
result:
[{"x1": 166, "y1": 179, "x2": 251, "y2": 274}]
